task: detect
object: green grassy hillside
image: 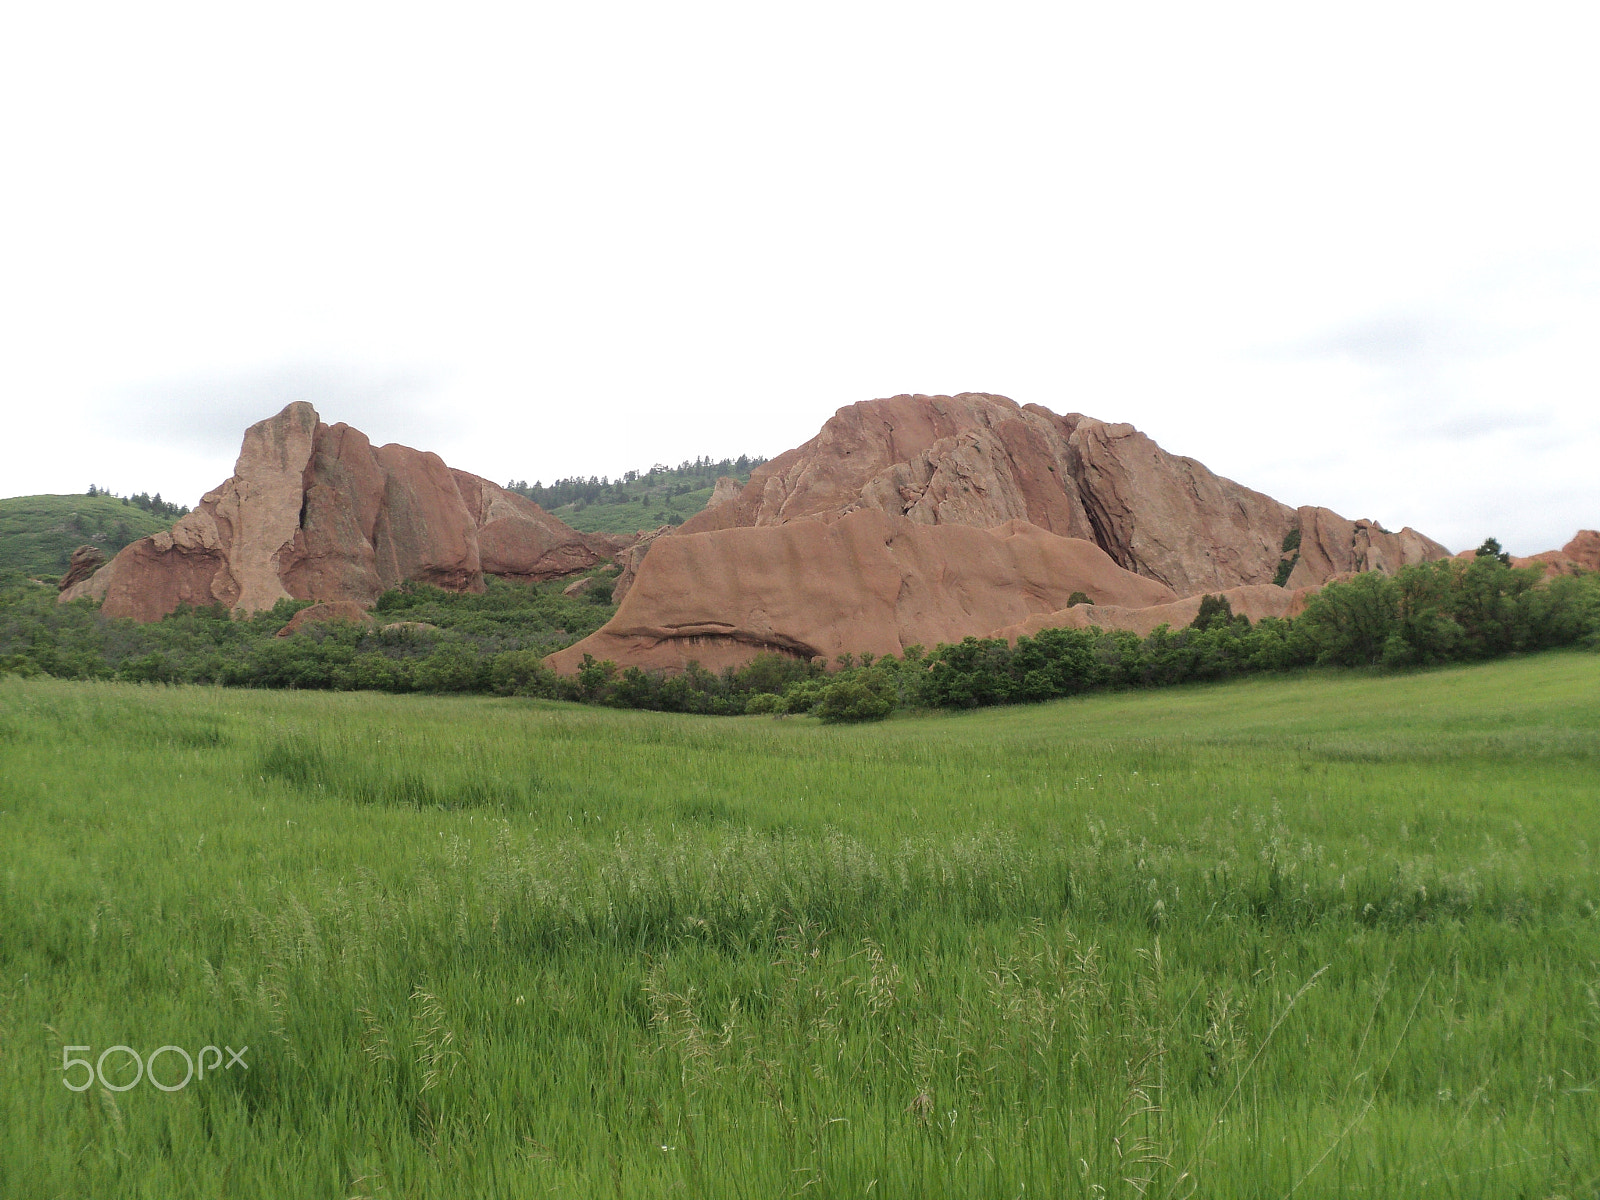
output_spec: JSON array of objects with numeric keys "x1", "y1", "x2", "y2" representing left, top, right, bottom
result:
[
  {"x1": 2, "y1": 653, "x2": 1596, "y2": 1197},
  {"x1": 0, "y1": 494, "x2": 180, "y2": 576},
  {"x1": 548, "y1": 481, "x2": 720, "y2": 533},
  {"x1": 508, "y1": 456, "x2": 764, "y2": 534}
]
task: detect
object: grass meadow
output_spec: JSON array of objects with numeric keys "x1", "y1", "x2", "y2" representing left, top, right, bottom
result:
[{"x1": 1, "y1": 654, "x2": 1597, "y2": 1198}]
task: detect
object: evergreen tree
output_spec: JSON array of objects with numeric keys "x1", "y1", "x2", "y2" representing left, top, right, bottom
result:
[{"x1": 1476, "y1": 537, "x2": 1512, "y2": 566}]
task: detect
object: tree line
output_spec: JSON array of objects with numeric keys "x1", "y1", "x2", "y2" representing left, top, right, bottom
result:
[
  {"x1": 505, "y1": 455, "x2": 765, "y2": 510},
  {"x1": 84, "y1": 485, "x2": 190, "y2": 520}
]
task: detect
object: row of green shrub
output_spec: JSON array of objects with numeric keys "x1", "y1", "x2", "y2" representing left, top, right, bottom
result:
[
  {"x1": 0, "y1": 573, "x2": 617, "y2": 690},
  {"x1": 544, "y1": 550, "x2": 1600, "y2": 720},
  {"x1": 3, "y1": 547, "x2": 1596, "y2": 721}
]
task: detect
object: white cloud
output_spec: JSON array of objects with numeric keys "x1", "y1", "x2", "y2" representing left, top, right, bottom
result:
[
  {"x1": 104, "y1": 363, "x2": 450, "y2": 454},
  {"x1": 1, "y1": 2, "x2": 1596, "y2": 554}
]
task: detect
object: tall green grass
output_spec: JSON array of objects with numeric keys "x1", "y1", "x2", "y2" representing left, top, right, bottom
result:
[{"x1": 2, "y1": 654, "x2": 1597, "y2": 1196}]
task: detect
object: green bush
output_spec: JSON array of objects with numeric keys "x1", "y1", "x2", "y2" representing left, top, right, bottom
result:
[
  {"x1": 487, "y1": 649, "x2": 559, "y2": 697},
  {"x1": 0, "y1": 573, "x2": 614, "y2": 695},
  {"x1": 0, "y1": 652, "x2": 43, "y2": 678},
  {"x1": 815, "y1": 679, "x2": 893, "y2": 723},
  {"x1": 413, "y1": 643, "x2": 489, "y2": 693},
  {"x1": 1190, "y1": 594, "x2": 1235, "y2": 632},
  {"x1": 1295, "y1": 570, "x2": 1400, "y2": 665},
  {"x1": 777, "y1": 678, "x2": 829, "y2": 715},
  {"x1": 1274, "y1": 529, "x2": 1303, "y2": 586},
  {"x1": 733, "y1": 652, "x2": 819, "y2": 696}
]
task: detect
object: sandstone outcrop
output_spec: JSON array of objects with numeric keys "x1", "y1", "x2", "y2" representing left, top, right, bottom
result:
[
  {"x1": 274, "y1": 601, "x2": 376, "y2": 637},
  {"x1": 558, "y1": 392, "x2": 1450, "y2": 675},
  {"x1": 1286, "y1": 508, "x2": 1449, "y2": 589},
  {"x1": 62, "y1": 404, "x2": 631, "y2": 622},
  {"x1": 1068, "y1": 419, "x2": 1297, "y2": 594},
  {"x1": 678, "y1": 393, "x2": 1101, "y2": 542},
  {"x1": 706, "y1": 476, "x2": 743, "y2": 509},
  {"x1": 610, "y1": 525, "x2": 672, "y2": 606},
  {"x1": 989, "y1": 583, "x2": 1319, "y2": 643},
  {"x1": 1453, "y1": 529, "x2": 1600, "y2": 577},
  {"x1": 57, "y1": 545, "x2": 106, "y2": 592},
  {"x1": 66, "y1": 391, "x2": 1463, "y2": 664},
  {"x1": 547, "y1": 509, "x2": 1176, "y2": 675},
  {"x1": 1522, "y1": 529, "x2": 1600, "y2": 576},
  {"x1": 676, "y1": 393, "x2": 1447, "y2": 596},
  {"x1": 1557, "y1": 530, "x2": 1600, "y2": 572},
  {"x1": 60, "y1": 403, "x2": 318, "y2": 614}
]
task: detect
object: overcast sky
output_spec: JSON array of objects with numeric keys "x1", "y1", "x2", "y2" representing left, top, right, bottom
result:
[{"x1": 2, "y1": 3, "x2": 1596, "y2": 554}]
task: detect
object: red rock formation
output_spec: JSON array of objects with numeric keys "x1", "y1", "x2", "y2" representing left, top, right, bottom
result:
[
  {"x1": 547, "y1": 509, "x2": 1177, "y2": 675},
  {"x1": 675, "y1": 392, "x2": 1447, "y2": 596},
  {"x1": 61, "y1": 403, "x2": 630, "y2": 621},
  {"x1": 680, "y1": 393, "x2": 1100, "y2": 541},
  {"x1": 1067, "y1": 419, "x2": 1297, "y2": 594},
  {"x1": 57, "y1": 545, "x2": 106, "y2": 592},
  {"x1": 1520, "y1": 529, "x2": 1600, "y2": 576},
  {"x1": 706, "y1": 476, "x2": 743, "y2": 510},
  {"x1": 274, "y1": 601, "x2": 376, "y2": 638},
  {"x1": 1286, "y1": 507, "x2": 1449, "y2": 588},
  {"x1": 561, "y1": 392, "x2": 1453, "y2": 675},
  {"x1": 59, "y1": 402, "x2": 320, "y2": 615},
  {"x1": 279, "y1": 417, "x2": 388, "y2": 604},
  {"x1": 610, "y1": 525, "x2": 672, "y2": 605},
  {"x1": 456, "y1": 471, "x2": 634, "y2": 583},
  {"x1": 1559, "y1": 530, "x2": 1600, "y2": 572}
]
